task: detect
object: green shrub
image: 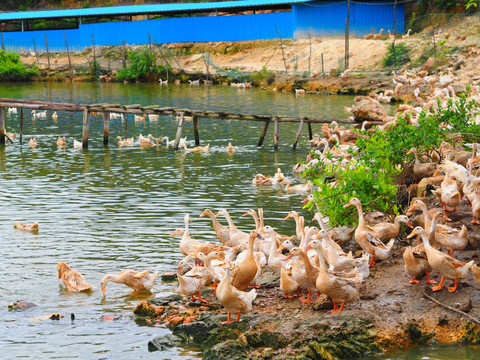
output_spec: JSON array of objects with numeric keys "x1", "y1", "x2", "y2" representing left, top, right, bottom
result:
[
  {"x1": 383, "y1": 42, "x2": 410, "y2": 68},
  {"x1": 0, "y1": 50, "x2": 38, "y2": 80},
  {"x1": 116, "y1": 48, "x2": 154, "y2": 81},
  {"x1": 303, "y1": 91, "x2": 480, "y2": 226}
]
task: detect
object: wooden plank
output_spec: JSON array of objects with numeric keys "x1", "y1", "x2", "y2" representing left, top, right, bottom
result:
[
  {"x1": 273, "y1": 119, "x2": 279, "y2": 150},
  {"x1": 20, "y1": 109, "x2": 23, "y2": 144},
  {"x1": 193, "y1": 115, "x2": 200, "y2": 146},
  {"x1": 82, "y1": 108, "x2": 89, "y2": 149},
  {"x1": 0, "y1": 107, "x2": 4, "y2": 144},
  {"x1": 292, "y1": 119, "x2": 304, "y2": 151},
  {"x1": 257, "y1": 119, "x2": 270, "y2": 147},
  {"x1": 174, "y1": 113, "x2": 185, "y2": 150},
  {"x1": 64, "y1": 33, "x2": 71, "y2": 70},
  {"x1": 308, "y1": 122, "x2": 313, "y2": 140},
  {"x1": 103, "y1": 112, "x2": 110, "y2": 145}
]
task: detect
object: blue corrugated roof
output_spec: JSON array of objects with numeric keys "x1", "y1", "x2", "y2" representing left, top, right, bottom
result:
[{"x1": 0, "y1": 0, "x2": 306, "y2": 21}]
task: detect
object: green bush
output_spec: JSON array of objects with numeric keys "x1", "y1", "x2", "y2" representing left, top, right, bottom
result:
[
  {"x1": 383, "y1": 42, "x2": 410, "y2": 68},
  {"x1": 303, "y1": 91, "x2": 480, "y2": 226},
  {"x1": 116, "y1": 48, "x2": 154, "y2": 81},
  {"x1": 0, "y1": 50, "x2": 38, "y2": 80}
]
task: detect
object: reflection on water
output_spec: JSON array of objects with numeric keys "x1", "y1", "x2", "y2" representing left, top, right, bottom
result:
[{"x1": 0, "y1": 82, "x2": 402, "y2": 359}]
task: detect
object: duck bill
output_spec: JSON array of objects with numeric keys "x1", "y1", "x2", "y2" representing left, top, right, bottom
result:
[
  {"x1": 214, "y1": 212, "x2": 221, "y2": 218},
  {"x1": 407, "y1": 221, "x2": 414, "y2": 228},
  {"x1": 284, "y1": 214, "x2": 292, "y2": 221},
  {"x1": 278, "y1": 245, "x2": 286, "y2": 252},
  {"x1": 199, "y1": 210, "x2": 207, "y2": 217},
  {"x1": 256, "y1": 233, "x2": 264, "y2": 240},
  {"x1": 433, "y1": 169, "x2": 439, "y2": 176},
  {"x1": 443, "y1": 214, "x2": 452, "y2": 221},
  {"x1": 301, "y1": 197, "x2": 310, "y2": 204},
  {"x1": 177, "y1": 265, "x2": 182, "y2": 274},
  {"x1": 169, "y1": 231, "x2": 176, "y2": 237},
  {"x1": 102, "y1": 286, "x2": 106, "y2": 296},
  {"x1": 304, "y1": 245, "x2": 312, "y2": 251},
  {"x1": 407, "y1": 205, "x2": 415, "y2": 213},
  {"x1": 406, "y1": 231, "x2": 416, "y2": 239},
  {"x1": 284, "y1": 253, "x2": 294, "y2": 260},
  {"x1": 242, "y1": 212, "x2": 249, "y2": 217},
  {"x1": 343, "y1": 201, "x2": 352, "y2": 208}
]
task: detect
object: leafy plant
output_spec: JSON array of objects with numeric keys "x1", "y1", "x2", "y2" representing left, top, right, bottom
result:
[
  {"x1": 0, "y1": 50, "x2": 38, "y2": 80},
  {"x1": 303, "y1": 91, "x2": 480, "y2": 226},
  {"x1": 116, "y1": 48, "x2": 154, "y2": 80},
  {"x1": 383, "y1": 42, "x2": 410, "y2": 68}
]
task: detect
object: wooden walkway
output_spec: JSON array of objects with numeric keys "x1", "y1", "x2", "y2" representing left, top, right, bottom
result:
[{"x1": 0, "y1": 98, "x2": 360, "y2": 150}]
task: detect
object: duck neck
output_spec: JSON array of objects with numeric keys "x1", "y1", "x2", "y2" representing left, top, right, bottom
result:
[
  {"x1": 315, "y1": 213, "x2": 327, "y2": 232},
  {"x1": 419, "y1": 231, "x2": 432, "y2": 250},
  {"x1": 258, "y1": 209, "x2": 265, "y2": 230},
  {"x1": 412, "y1": 148, "x2": 420, "y2": 164},
  {"x1": 315, "y1": 244, "x2": 328, "y2": 275},
  {"x1": 355, "y1": 202, "x2": 366, "y2": 228},
  {"x1": 223, "y1": 210, "x2": 238, "y2": 232},
  {"x1": 250, "y1": 211, "x2": 260, "y2": 232}
]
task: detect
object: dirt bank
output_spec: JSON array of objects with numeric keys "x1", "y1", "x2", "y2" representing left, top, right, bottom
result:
[
  {"x1": 17, "y1": 15, "x2": 480, "y2": 98},
  {"x1": 135, "y1": 193, "x2": 480, "y2": 359}
]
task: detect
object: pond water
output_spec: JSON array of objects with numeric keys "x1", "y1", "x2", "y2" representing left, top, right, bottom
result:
[
  {"x1": 0, "y1": 82, "x2": 358, "y2": 359},
  {"x1": 0, "y1": 82, "x2": 472, "y2": 359}
]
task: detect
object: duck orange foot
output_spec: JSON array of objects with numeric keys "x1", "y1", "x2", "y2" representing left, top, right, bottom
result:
[{"x1": 409, "y1": 276, "x2": 420, "y2": 284}]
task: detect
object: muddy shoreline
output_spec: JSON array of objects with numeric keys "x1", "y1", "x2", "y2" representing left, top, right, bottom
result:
[{"x1": 136, "y1": 199, "x2": 480, "y2": 359}]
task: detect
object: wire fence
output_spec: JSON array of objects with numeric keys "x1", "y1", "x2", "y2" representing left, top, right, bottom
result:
[{"x1": 4, "y1": 11, "x2": 478, "y2": 80}]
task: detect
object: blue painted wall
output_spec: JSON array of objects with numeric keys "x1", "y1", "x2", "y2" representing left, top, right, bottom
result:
[
  {"x1": 2, "y1": 1, "x2": 405, "y2": 53},
  {"x1": 292, "y1": 1, "x2": 405, "y2": 37},
  {"x1": 3, "y1": 12, "x2": 293, "y2": 53}
]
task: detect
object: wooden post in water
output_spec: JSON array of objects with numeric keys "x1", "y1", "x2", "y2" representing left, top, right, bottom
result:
[
  {"x1": 292, "y1": 119, "x2": 304, "y2": 151},
  {"x1": 0, "y1": 107, "x2": 5, "y2": 144},
  {"x1": 44, "y1": 33, "x2": 50, "y2": 70},
  {"x1": 33, "y1": 38, "x2": 39, "y2": 64},
  {"x1": 257, "y1": 119, "x2": 270, "y2": 147},
  {"x1": 193, "y1": 115, "x2": 200, "y2": 145},
  {"x1": 174, "y1": 113, "x2": 185, "y2": 150},
  {"x1": 82, "y1": 108, "x2": 89, "y2": 149},
  {"x1": 103, "y1": 112, "x2": 110, "y2": 145},
  {"x1": 1, "y1": 32, "x2": 4, "y2": 51},
  {"x1": 122, "y1": 113, "x2": 128, "y2": 138},
  {"x1": 64, "y1": 33, "x2": 72, "y2": 71},
  {"x1": 20, "y1": 109, "x2": 23, "y2": 144},
  {"x1": 273, "y1": 119, "x2": 279, "y2": 150},
  {"x1": 308, "y1": 122, "x2": 313, "y2": 140}
]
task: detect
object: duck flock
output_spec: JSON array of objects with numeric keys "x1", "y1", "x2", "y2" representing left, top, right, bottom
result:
[
  {"x1": 4, "y1": 109, "x2": 237, "y2": 152},
  {"x1": 167, "y1": 72, "x2": 480, "y2": 323},
  {"x1": 8, "y1": 66, "x2": 480, "y2": 325}
]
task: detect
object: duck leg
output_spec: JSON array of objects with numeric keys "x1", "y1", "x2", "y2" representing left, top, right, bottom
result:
[
  {"x1": 425, "y1": 272, "x2": 437, "y2": 284},
  {"x1": 431, "y1": 276, "x2": 445, "y2": 292},
  {"x1": 329, "y1": 301, "x2": 345, "y2": 313},
  {"x1": 252, "y1": 283, "x2": 261, "y2": 289},
  {"x1": 409, "y1": 275, "x2": 420, "y2": 284},
  {"x1": 448, "y1": 249, "x2": 454, "y2": 256},
  {"x1": 221, "y1": 313, "x2": 233, "y2": 325},
  {"x1": 447, "y1": 279, "x2": 458, "y2": 293},
  {"x1": 234, "y1": 312, "x2": 241, "y2": 322},
  {"x1": 196, "y1": 291, "x2": 208, "y2": 303},
  {"x1": 472, "y1": 214, "x2": 480, "y2": 225},
  {"x1": 369, "y1": 257, "x2": 376, "y2": 268},
  {"x1": 296, "y1": 287, "x2": 302, "y2": 297},
  {"x1": 300, "y1": 289, "x2": 314, "y2": 303}
]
